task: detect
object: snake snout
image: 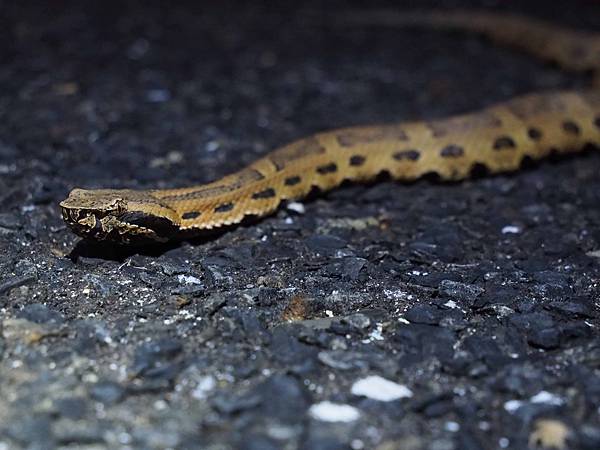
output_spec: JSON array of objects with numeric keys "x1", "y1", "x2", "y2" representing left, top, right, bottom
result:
[{"x1": 60, "y1": 207, "x2": 106, "y2": 238}]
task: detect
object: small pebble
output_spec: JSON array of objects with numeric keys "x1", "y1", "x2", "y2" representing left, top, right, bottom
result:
[
  {"x1": 351, "y1": 375, "x2": 413, "y2": 401},
  {"x1": 309, "y1": 402, "x2": 360, "y2": 423},
  {"x1": 287, "y1": 202, "x2": 305, "y2": 214},
  {"x1": 502, "y1": 225, "x2": 521, "y2": 234},
  {"x1": 191, "y1": 376, "x2": 217, "y2": 400}
]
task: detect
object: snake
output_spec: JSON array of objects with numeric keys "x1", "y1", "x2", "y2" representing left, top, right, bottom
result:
[{"x1": 60, "y1": 10, "x2": 600, "y2": 244}]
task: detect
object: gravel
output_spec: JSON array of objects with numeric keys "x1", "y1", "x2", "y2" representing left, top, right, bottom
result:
[{"x1": 1, "y1": 0, "x2": 600, "y2": 449}]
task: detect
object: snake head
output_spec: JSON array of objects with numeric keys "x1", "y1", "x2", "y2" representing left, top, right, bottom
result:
[{"x1": 60, "y1": 188, "x2": 179, "y2": 244}]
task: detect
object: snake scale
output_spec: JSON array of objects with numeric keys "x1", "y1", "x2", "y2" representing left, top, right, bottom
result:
[{"x1": 61, "y1": 10, "x2": 600, "y2": 244}]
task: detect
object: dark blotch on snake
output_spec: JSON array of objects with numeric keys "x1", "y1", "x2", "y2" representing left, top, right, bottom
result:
[
  {"x1": 593, "y1": 116, "x2": 600, "y2": 129},
  {"x1": 528, "y1": 127, "x2": 543, "y2": 140},
  {"x1": 214, "y1": 203, "x2": 234, "y2": 213},
  {"x1": 284, "y1": 176, "x2": 301, "y2": 186},
  {"x1": 252, "y1": 188, "x2": 276, "y2": 200},
  {"x1": 392, "y1": 150, "x2": 420, "y2": 161},
  {"x1": 562, "y1": 120, "x2": 580, "y2": 135},
  {"x1": 181, "y1": 211, "x2": 201, "y2": 220},
  {"x1": 440, "y1": 145, "x2": 465, "y2": 158},
  {"x1": 493, "y1": 136, "x2": 517, "y2": 150},
  {"x1": 317, "y1": 163, "x2": 337, "y2": 174},
  {"x1": 349, "y1": 155, "x2": 366, "y2": 166}
]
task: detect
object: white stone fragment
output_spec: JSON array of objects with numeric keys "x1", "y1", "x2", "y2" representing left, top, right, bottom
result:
[
  {"x1": 351, "y1": 375, "x2": 413, "y2": 402},
  {"x1": 368, "y1": 324, "x2": 384, "y2": 341},
  {"x1": 504, "y1": 399, "x2": 523, "y2": 413},
  {"x1": 350, "y1": 440, "x2": 364, "y2": 450},
  {"x1": 505, "y1": 390, "x2": 563, "y2": 414},
  {"x1": 177, "y1": 274, "x2": 202, "y2": 285},
  {"x1": 445, "y1": 421, "x2": 460, "y2": 432},
  {"x1": 530, "y1": 390, "x2": 564, "y2": 406},
  {"x1": 287, "y1": 202, "x2": 305, "y2": 214},
  {"x1": 206, "y1": 141, "x2": 220, "y2": 152},
  {"x1": 501, "y1": 225, "x2": 521, "y2": 234},
  {"x1": 309, "y1": 401, "x2": 360, "y2": 422},
  {"x1": 191, "y1": 375, "x2": 216, "y2": 399}
]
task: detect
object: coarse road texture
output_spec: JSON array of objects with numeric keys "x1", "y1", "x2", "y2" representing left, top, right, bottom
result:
[{"x1": 1, "y1": 1, "x2": 599, "y2": 449}]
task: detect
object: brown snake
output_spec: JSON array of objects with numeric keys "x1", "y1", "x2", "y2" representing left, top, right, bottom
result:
[{"x1": 60, "y1": 10, "x2": 600, "y2": 244}]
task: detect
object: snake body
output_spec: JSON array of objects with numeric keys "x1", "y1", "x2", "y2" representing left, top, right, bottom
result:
[{"x1": 60, "y1": 11, "x2": 600, "y2": 244}]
